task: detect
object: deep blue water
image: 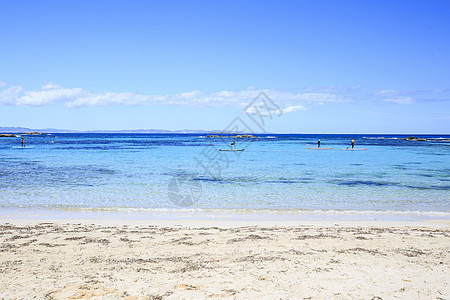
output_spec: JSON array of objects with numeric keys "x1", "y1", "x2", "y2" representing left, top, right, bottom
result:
[{"x1": 0, "y1": 133, "x2": 449, "y2": 213}]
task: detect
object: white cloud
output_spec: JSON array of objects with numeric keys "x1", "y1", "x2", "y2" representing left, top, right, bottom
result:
[
  {"x1": 281, "y1": 105, "x2": 308, "y2": 113},
  {"x1": 376, "y1": 89, "x2": 416, "y2": 104},
  {"x1": 42, "y1": 83, "x2": 62, "y2": 90},
  {"x1": 243, "y1": 104, "x2": 307, "y2": 116},
  {"x1": 14, "y1": 81, "x2": 447, "y2": 111},
  {"x1": 65, "y1": 88, "x2": 346, "y2": 109},
  {"x1": 0, "y1": 82, "x2": 86, "y2": 106},
  {"x1": 383, "y1": 97, "x2": 415, "y2": 104},
  {"x1": 0, "y1": 85, "x2": 24, "y2": 105},
  {"x1": 67, "y1": 92, "x2": 148, "y2": 107},
  {"x1": 377, "y1": 89, "x2": 397, "y2": 96},
  {"x1": 2, "y1": 81, "x2": 449, "y2": 109},
  {"x1": 243, "y1": 106, "x2": 278, "y2": 116},
  {"x1": 0, "y1": 81, "x2": 348, "y2": 109},
  {"x1": 18, "y1": 85, "x2": 85, "y2": 106}
]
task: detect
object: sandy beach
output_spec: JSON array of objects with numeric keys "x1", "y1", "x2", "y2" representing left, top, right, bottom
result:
[{"x1": 0, "y1": 220, "x2": 448, "y2": 299}]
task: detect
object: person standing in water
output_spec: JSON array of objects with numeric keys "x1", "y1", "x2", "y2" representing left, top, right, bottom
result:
[
  {"x1": 231, "y1": 141, "x2": 236, "y2": 150},
  {"x1": 21, "y1": 137, "x2": 24, "y2": 147},
  {"x1": 318, "y1": 138, "x2": 321, "y2": 148},
  {"x1": 351, "y1": 138, "x2": 355, "y2": 149}
]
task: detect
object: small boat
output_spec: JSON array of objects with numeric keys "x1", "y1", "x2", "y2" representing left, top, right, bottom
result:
[
  {"x1": 12, "y1": 146, "x2": 35, "y2": 149},
  {"x1": 341, "y1": 148, "x2": 367, "y2": 151}
]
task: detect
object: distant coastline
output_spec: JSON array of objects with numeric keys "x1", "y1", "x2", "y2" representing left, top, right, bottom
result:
[
  {"x1": 0, "y1": 127, "x2": 448, "y2": 135},
  {"x1": 0, "y1": 126, "x2": 226, "y2": 134}
]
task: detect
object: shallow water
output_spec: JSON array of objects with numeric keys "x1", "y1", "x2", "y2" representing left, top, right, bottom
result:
[{"x1": 0, "y1": 133, "x2": 449, "y2": 214}]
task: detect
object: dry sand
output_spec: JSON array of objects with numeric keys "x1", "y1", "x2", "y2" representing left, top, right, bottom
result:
[{"x1": 0, "y1": 221, "x2": 449, "y2": 299}]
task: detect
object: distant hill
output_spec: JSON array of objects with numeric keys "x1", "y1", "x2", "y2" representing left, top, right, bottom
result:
[
  {"x1": 0, "y1": 127, "x2": 233, "y2": 134},
  {"x1": 0, "y1": 127, "x2": 78, "y2": 133}
]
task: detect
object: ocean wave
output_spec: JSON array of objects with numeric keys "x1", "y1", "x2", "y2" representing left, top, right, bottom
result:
[
  {"x1": 363, "y1": 137, "x2": 401, "y2": 140},
  {"x1": 2, "y1": 206, "x2": 449, "y2": 216}
]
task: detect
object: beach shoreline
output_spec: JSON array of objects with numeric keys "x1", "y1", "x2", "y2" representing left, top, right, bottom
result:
[
  {"x1": 1, "y1": 214, "x2": 449, "y2": 299},
  {"x1": 1, "y1": 207, "x2": 449, "y2": 228}
]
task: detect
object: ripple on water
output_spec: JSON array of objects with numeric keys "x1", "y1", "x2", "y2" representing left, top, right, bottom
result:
[{"x1": 331, "y1": 179, "x2": 449, "y2": 191}]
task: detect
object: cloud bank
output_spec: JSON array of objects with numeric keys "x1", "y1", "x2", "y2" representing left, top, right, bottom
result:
[
  {"x1": 0, "y1": 82, "x2": 348, "y2": 113},
  {"x1": 1, "y1": 81, "x2": 448, "y2": 113}
]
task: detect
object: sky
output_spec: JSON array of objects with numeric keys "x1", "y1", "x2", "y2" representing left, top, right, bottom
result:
[{"x1": 0, "y1": 0, "x2": 449, "y2": 133}]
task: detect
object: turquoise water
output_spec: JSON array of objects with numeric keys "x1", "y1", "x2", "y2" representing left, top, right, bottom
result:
[{"x1": 0, "y1": 134, "x2": 449, "y2": 214}]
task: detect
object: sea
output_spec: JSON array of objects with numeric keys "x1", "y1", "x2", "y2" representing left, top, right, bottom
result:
[{"x1": 0, "y1": 133, "x2": 449, "y2": 221}]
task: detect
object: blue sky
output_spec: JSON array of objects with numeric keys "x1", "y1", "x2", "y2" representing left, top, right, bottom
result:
[{"x1": 0, "y1": 0, "x2": 449, "y2": 133}]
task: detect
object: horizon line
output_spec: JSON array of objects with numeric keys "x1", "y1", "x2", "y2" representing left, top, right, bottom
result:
[{"x1": 0, "y1": 127, "x2": 448, "y2": 135}]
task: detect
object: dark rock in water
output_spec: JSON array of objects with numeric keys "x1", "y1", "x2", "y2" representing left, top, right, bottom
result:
[
  {"x1": 404, "y1": 136, "x2": 427, "y2": 141},
  {"x1": 206, "y1": 134, "x2": 256, "y2": 138},
  {"x1": 23, "y1": 132, "x2": 46, "y2": 135},
  {"x1": 230, "y1": 134, "x2": 257, "y2": 138},
  {"x1": 0, "y1": 134, "x2": 17, "y2": 137}
]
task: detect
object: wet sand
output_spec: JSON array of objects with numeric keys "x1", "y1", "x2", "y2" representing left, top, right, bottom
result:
[{"x1": 0, "y1": 221, "x2": 449, "y2": 299}]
